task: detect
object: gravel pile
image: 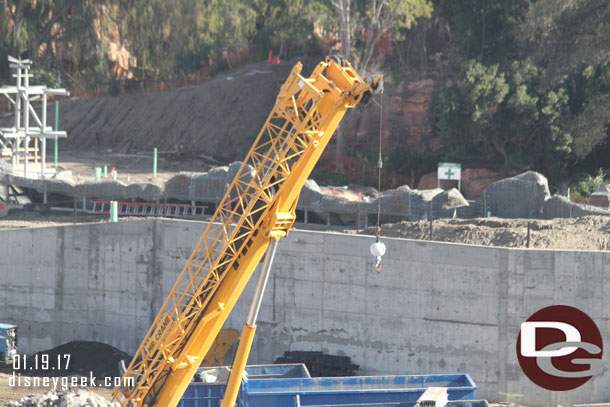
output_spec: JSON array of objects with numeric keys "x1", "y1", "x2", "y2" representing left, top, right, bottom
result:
[{"x1": 4, "y1": 389, "x2": 117, "y2": 407}]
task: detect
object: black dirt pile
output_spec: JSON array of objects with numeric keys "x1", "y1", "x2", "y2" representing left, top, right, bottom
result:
[
  {"x1": 22, "y1": 341, "x2": 132, "y2": 380},
  {"x1": 274, "y1": 351, "x2": 359, "y2": 377}
]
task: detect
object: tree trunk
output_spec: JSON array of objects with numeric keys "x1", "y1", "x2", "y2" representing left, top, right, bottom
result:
[
  {"x1": 491, "y1": 138, "x2": 509, "y2": 167},
  {"x1": 358, "y1": 0, "x2": 385, "y2": 76},
  {"x1": 332, "y1": 0, "x2": 352, "y2": 61},
  {"x1": 332, "y1": 0, "x2": 353, "y2": 170}
]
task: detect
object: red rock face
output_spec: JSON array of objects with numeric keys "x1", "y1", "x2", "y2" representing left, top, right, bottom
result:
[
  {"x1": 417, "y1": 168, "x2": 506, "y2": 199},
  {"x1": 345, "y1": 79, "x2": 440, "y2": 156}
]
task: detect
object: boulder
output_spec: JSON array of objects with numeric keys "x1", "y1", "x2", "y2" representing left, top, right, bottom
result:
[
  {"x1": 165, "y1": 172, "x2": 194, "y2": 201},
  {"x1": 589, "y1": 184, "x2": 610, "y2": 208},
  {"x1": 298, "y1": 179, "x2": 470, "y2": 222},
  {"x1": 76, "y1": 180, "x2": 128, "y2": 200},
  {"x1": 193, "y1": 161, "x2": 252, "y2": 202},
  {"x1": 379, "y1": 185, "x2": 419, "y2": 215},
  {"x1": 166, "y1": 162, "x2": 252, "y2": 203},
  {"x1": 378, "y1": 186, "x2": 469, "y2": 220},
  {"x1": 348, "y1": 184, "x2": 379, "y2": 199},
  {"x1": 479, "y1": 171, "x2": 550, "y2": 218},
  {"x1": 543, "y1": 195, "x2": 610, "y2": 219},
  {"x1": 432, "y1": 188, "x2": 469, "y2": 211},
  {"x1": 125, "y1": 182, "x2": 164, "y2": 201},
  {"x1": 7, "y1": 175, "x2": 76, "y2": 197},
  {"x1": 298, "y1": 179, "x2": 323, "y2": 208}
]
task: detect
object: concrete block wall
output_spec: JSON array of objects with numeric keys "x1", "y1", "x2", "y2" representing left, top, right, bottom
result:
[{"x1": 1, "y1": 219, "x2": 609, "y2": 406}]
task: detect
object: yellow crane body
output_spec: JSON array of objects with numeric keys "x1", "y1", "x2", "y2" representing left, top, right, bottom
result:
[{"x1": 112, "y1": 57, "x2": 381, "y2": 407}]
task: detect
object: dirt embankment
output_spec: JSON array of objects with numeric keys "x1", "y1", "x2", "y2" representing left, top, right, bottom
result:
[
  {"x1": 358, "y1": 216, "x2": 610, "y2": 251},
  {"x1": 0, "y1": 61, "x2": 294, "y2": 164}
]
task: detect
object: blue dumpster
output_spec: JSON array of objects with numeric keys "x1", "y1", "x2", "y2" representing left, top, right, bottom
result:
[{"x1": 179, "y1": 364, "x2": 478, "y2": 407}]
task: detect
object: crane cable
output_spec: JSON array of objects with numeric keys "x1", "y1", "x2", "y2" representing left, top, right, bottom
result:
[
  {"x1": 374, "y1": 93, "x2": 383, "y2": 243},
  {"x1": 369, "y1": 91, "x2": 385, "y2": 273}
]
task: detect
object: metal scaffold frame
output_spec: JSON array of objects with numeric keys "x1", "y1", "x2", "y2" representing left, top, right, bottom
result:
[{"x1": 0, "y1": 56, "x2": 69, "y2": 179}]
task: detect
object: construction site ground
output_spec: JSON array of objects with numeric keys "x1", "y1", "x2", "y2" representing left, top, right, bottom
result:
[
  {"x1": 1, "y1": 206, "x2": 609, "y2": 251},
  {"x1": 54, "y1": 148, "x2": 218, "y2": 184},
  {"x1": 357, "y1": 215, "x2": 610, "y2": 251}
]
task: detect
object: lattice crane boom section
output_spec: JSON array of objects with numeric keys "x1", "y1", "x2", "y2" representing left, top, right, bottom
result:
[{"x1": 113, "y1": 57, "x2": 381, "y2": 407}]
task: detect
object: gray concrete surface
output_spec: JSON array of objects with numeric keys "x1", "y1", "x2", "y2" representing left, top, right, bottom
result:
[{"x1": 0, "y1": 219, "x2": 608, "y2": 406}]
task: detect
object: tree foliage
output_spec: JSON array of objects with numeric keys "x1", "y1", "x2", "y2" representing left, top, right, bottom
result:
[
  {"x1": 1, "y1": 0, "x2": 110, "y2": 86},
  {"x1": 519, "y1": 0, "x2": 610, "y2": 81},
  {"x1": 329, "y1": 0, "x2": 433, "y2": 75},
  {"x1": 428, "y1": 0, "x2": 610, "y2": 184},
  {"x1": 430, "y1": 60, "x2": 572, "y2": 174}
]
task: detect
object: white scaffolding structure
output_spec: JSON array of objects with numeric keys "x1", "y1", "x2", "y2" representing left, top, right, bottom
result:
[{"x1": 0, "y1": 55, "x2": 69, "y2": 179}]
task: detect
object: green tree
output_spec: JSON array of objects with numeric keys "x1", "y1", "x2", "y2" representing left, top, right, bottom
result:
[
  {"x1": 329, "y1": 0, "x2": 433, "y2": 75},
  {"x1": 517, "y1": 0, "x2": 610, "y2": 167},
  {"x1": 247, "y1": 0, "x2": 322, "y2": 59},
  {"x1": 430, "y1": 60, "x2": 573, "y2": 175},
  {"x1": 434, "y1": 0, "x2": 529, "y2": 66},
  {"x1": 1, "y1": 0, "x2": 109, "y2": 87},
  {"x1": 519, "y1": 0, "x2": 610, "y2": 81},
  {"x1": 118, "y1": 0, "x2": 256, "y2": 80}
]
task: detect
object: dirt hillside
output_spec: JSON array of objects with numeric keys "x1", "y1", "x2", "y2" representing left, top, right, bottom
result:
[
  {"x1": 358, "y1": 216, "x2": 610, "y2": 251},
  {"x1": 52, "y1": 61, "x2": 294, "y2": 162}
]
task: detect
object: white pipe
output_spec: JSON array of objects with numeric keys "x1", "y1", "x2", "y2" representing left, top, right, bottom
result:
[{"x1": 246, "y1": 239, "x2": 279, "y2": 325}]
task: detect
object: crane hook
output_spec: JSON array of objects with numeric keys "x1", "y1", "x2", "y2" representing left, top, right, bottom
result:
[{"x1": 370, "y1": 227, "x2": 386, "y2": 273}]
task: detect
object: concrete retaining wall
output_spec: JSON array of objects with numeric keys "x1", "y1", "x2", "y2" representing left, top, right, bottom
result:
[{"x1": 1, "y1": 219, "x2": 609, "y2": 406}]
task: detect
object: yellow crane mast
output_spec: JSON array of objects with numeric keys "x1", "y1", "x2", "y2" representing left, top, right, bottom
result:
[{"x1": 112, "y1": 57, "x2": 382, "y2": 407}]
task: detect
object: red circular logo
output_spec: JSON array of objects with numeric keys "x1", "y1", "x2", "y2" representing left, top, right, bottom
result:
[
  {"x1": 516, "y1": 305, "x2": 603, "y2": 391},
  {"x1": 0, "y1": 203, "x2": 4, "y2": 210}
]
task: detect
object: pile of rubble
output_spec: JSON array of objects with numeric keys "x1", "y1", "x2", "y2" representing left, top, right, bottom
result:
[{"x1": 5, "y1": 389, "x2": 117, "y2": 407}]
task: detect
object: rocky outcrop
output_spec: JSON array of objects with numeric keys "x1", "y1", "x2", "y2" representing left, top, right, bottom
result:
[
  {"x1": 346, "y1": 79, "x2": 440, "y2": 156},
  {"x1": 166, "y1": 162, "x2": 250, "y2": 202},
  {"x1": 298, "y1": 180, "x2": 469, "y2": 221},
  {"x1": 589, "y1": 184, "x2": 610, "y2": 207},
  {"x1": 543, "y1": 195, "x2": 610, "y2": 219},
  {"x1": 477, "y1": 171, "x2": 550, "y2": 219},
  {"x1": 14, "y1": 162, "x2": 601, "y2": 221}
]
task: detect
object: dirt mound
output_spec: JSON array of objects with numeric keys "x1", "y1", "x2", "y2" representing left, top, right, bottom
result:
[
  {"x1": 24, "y1": 341, "x2": 132, "y2": 380},
  {"x1": 358, "y1": 216, "x2": 610, "y2": 250},
  {"x1": 49, "y1": 61, "x2": 294, "y2": 163}
]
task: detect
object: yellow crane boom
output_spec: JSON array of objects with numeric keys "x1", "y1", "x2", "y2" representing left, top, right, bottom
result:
[{"x1": 112, "y1": 57, "x2": 382, "y2": 407}]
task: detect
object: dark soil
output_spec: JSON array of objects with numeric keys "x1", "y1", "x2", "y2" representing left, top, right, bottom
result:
[{"x1": 21, "y1": 341, "x2": 132, "y2": 380}]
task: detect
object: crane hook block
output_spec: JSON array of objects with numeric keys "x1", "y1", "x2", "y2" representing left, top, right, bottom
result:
[{"x1": 370, "y1": 241, "x2": 386, "y2": 257}]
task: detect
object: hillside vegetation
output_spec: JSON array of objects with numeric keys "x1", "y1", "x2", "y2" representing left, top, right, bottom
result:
[{"x1": 1, "y1": 0, "x2": 608, "y2": 192}]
